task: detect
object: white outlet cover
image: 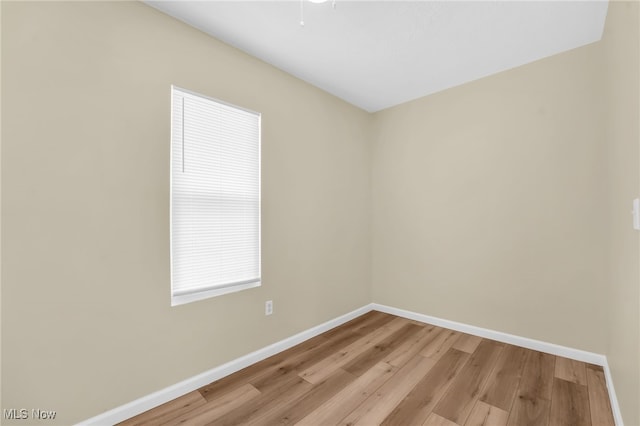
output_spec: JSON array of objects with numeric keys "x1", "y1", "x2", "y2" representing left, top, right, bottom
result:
[{"x1": 633, "y1": 199, "x2": 640, "y2": 230}]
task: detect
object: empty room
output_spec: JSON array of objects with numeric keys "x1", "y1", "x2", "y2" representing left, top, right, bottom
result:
[{"x1": 1, "y1": 1, "x2": 638, "y2": 425}]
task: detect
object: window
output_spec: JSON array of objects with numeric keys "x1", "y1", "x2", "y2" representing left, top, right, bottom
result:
[{"x1": 170, "y1": 86, "x2": 261, "y2": 306}]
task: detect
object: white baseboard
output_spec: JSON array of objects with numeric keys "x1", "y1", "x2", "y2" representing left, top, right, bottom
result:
[
  {"x1": 78, "y1": 304, "x2": 373, "y2": 426},
  {"x1": 602, "y1": 361, "x2": 625, "y2": 426},
  {"x1": 371, "y1": 303, "x2": 624, "y2": 426},
  {"x1": 80, "y1": 302, "x2": 623, "y2": 426},
  {"x1": 371, "y1": 303, "x2": 605, "y2": 364}
]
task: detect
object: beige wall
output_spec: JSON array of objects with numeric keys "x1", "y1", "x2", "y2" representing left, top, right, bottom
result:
[
  {"x1": 0, "y1": 2, "x2": 371, "y2": 424},
  {"x1": 604, "y1": 2, "x2": 640, "y2": 425},
  {"x1": 372, "y1": 41, "x2": 609, "y2": 353}
]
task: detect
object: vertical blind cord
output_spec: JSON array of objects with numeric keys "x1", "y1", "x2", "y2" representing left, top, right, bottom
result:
[{"x1": 181, "y1": 98, "x2": 185, "y2": 173}]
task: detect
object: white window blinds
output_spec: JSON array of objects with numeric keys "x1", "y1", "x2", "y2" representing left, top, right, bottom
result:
[{"x1": 170, "y1": 86, "x2": 261, "y2": 306}]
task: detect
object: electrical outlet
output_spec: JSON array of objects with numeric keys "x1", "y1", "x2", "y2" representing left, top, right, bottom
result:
[{"x1": 265, "y1": 300, "x2": 273, "y2": 316}]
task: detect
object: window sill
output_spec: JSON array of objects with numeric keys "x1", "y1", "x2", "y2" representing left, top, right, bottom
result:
[{"x1": 171, "y1": 281, "x2": 261, "y2": 306}]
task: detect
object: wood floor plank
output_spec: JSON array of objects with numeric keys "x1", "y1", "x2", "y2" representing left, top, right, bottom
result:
[
  {"x1": 453, "y1": 333, "x2": 483, "y2": 354},
  {"x1": 299, "y1": 317, "x2": 408, "y2": 384},
  {"x1": 420, "y1": 328, "x2": 460, "y2": 361},
  {"x1": 211, "y1": 375, "x2": 312, "y2": 426},
  {"x1": 196, "y1": 355, "x2": 286, "y2": 402},
  {"x1": 249, "y1": 360, "x2": 308, "y2": 394},
  {"x1": 554, "y1": 357, "x2": 587, "y2": 386},
  {"x1": 507, "y1": 396, "x2": 549, "y2": 426},
  {"x1": 322, "y1": 310, "x2": 394, "y2": 340},
  {"x1": 549, "y1": 378, "x2": 591, "y2": 426},
  {"x1": 407, "y1": 319, "x2": 431, "y2": 327},
  {"x1": 197, "y1": 333, "x2": 329, "y2": 401},
  {"x1": 519, "y1": 350, "x2": 556, "y2": 400},
  {"x1": 343, "y1": 322, "x2": 423, "y2": 376},
  {"x1": 586, "y1": 366, "x2": 614, "y2": 426},
  {"x1": 122, "y1": 312, "x2": 599, "y2": 426},
  {"x1": 433, "y1": 339, "x2": 504, "y2": 425},
  {"x1": 381, "y1": 348, "x2": 470, "y2": 426},
  {"x1": 465, "y1": 401, "x2": 509, "y2": 426},
  {"x1": 295, "y1": 361, "x2": 397, "y2": 426},
  {"x1": 349, "y1": 312, "x2": 399, "y2": 337},
  {"x1": 288, "y1": 329, "x2": 365, "y2": 373},
  {"x1": 209, "y1": 316, "x2": 378, "y2": 401},
  {"x1": 118, "y1": 391, "x2": 207, "y2": 426},
  {"x1": 585, "y1": 363, "x2": 604, "y2": 372},
  {"x1": 506, "y1": 351, "x2": 555, "y2": 426},
  {"x1": 161, "y1": 384, "x2": 260, "y2": 426},
  {"x1": 339, "y1": 354, "x2": 436, "y2": 426},
  {"x1": 423, "y1": 413, "x2": 459, "y2": 426},
  {"x1": 242, "y1": 327, "x2": 363, "y2": 396},
  {"x1": 245, "y1": 368, "x2": 356, "y2": 425},
  {"x1": 382, "y1": 324, "x2": 440, "y2": 367},
  {"x1": 479, "y1": 344, "x2": 528, "y2": 411}
]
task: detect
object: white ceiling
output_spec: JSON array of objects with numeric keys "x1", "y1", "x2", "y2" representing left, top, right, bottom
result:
[{"x1": 146, "y1": 1, "x2": 609, "y2": 112}]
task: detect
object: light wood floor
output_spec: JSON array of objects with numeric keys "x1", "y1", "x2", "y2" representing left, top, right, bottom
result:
[{"x1": 120, "y1": 311, "x2": 615, "y2": 426}]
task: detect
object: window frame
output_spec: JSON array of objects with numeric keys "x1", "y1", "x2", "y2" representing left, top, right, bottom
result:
[{"x1": 169, "y1": 86, "x2": 261, "y2": 306}]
